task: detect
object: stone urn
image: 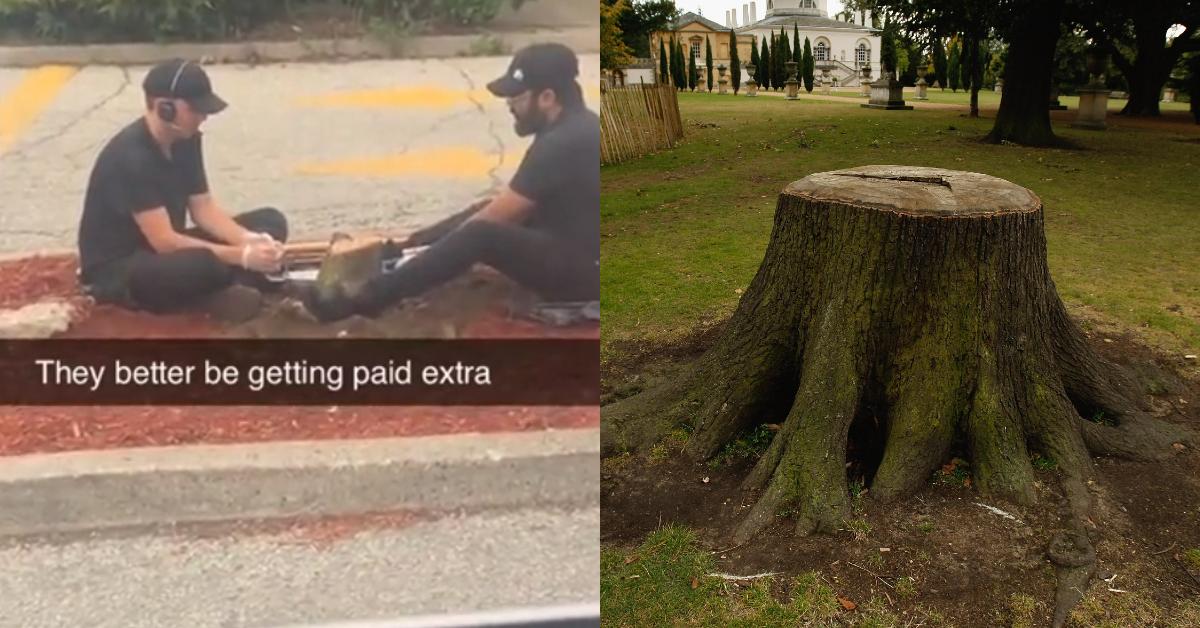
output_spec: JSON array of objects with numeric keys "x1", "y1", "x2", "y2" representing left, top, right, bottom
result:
[
  {"x1": 745, "y1": 63, "x2": 758, "y2": 96},
  {"x1": 784, "y1": 60, "x2": 800, "y2": 99},
  {"x1": 916, "y1": 64, "x2": 928, "y2": 79},
  {"x1": 1085, "y1": 49, "x2": 1108, "y2": 87},
  {"x1": 717, "y1": 63, "x2": 729, "y2": 94}
]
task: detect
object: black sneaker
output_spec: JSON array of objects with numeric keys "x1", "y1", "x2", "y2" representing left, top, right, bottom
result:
[{"x1": 201, "y1": 284, "x2": 263, "y2": 323}]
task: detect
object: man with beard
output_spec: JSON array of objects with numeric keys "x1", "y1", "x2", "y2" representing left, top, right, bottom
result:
[
  {"x1": 77, "y1": 59, "x2": 287, "y2": 322},
  {"x1": 303, "y1": 43, "x2": 599, "y2": 322}
]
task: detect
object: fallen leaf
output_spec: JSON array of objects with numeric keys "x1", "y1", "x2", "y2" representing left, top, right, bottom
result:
[
  {"x1": 941, "y1": 463, "x2": 956, "y2": 474},
  {"x1": 691, "y1": 577, "x2": 700, "y2": 589},
  {"x1": 879, "y1": 547, "x2": 891, "y2": 552},
  {"x1": 624, "y1": 554, "x2": 639, "y2": 565},
  {"x1": 765, "y1": 423, "x2": 782, "y2": 432},
  {"x1": 964, "y1": 477, "x2": 973, "y2": 488},
  {"x1": 838, "y1": 596, "x2": 857, "y2": 610}
]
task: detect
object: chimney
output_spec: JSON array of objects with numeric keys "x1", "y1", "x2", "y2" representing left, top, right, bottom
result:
[
  {"x1": 750, "y1": 2, "x2": 757, "y2": 23},
  {"x1": 743, "y1": 4, "x2": 749, "y2": 26},
  {"x1": 732, "y1": 8, "x2": 738, "y2": 27},
  {"x1": 725, "y1": 10, "x2": 730, "y2": 27}
]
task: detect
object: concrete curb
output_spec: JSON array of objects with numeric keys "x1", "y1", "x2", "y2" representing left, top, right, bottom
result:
[
  {"x1": 0, "y1": 427, "x2": 598, "y2": 537},
  {"x1": 0, "y1": 26, "x2": 597, "y2": 68}
]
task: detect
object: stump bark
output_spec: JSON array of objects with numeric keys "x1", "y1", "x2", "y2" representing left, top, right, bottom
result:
[
  {"x1": 602, "y1": 165, "x2": 1195, "y2": 624},
  {"x1": 314, "y1": 233, "x2": 385, "y2": 303}
]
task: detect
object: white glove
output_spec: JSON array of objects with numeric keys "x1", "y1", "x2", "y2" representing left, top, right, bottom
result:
[{"x1": 240, "y1": 239, "x2": 283, "y2": 274}]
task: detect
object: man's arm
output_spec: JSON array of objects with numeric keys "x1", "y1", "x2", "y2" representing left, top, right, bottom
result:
[
  {"x1": 133, "y1": 207, "x2": 244, "y2": 266},
  {"x1": 188, "y1": 193, "x2": 255, "y2": 245}
]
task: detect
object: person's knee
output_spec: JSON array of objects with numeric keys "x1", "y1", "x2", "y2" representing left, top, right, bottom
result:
[
  {"x1": 129, "y1": 249, "x2": 231, "y2": 311},
  {"x1": 242, "y1": 207, "x2": 289, "y2": 243}
]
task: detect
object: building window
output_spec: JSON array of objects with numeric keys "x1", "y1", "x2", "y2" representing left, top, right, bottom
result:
[
  {"x1": 801, "y1": 0, "x2": 816, "y2": 8},
  {"x1": 691, "y1": 39, "x2": 702, "y2": 61},
  {"x1": 816, "y1": 41, "x2": 828, "y2": 61},
  {"x1": 856, "y1": 43, "x2": 869, "y2": 66}
]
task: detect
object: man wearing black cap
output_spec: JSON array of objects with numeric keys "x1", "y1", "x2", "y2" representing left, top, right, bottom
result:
[
  {"x1": 76, "y1": 58, "x2": 288, "y2": 321},
  {"x1": 303, "y1": 43, "x2": 599, "y2": 322}
]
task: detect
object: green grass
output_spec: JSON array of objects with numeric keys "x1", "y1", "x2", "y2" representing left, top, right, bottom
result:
[
  {"x1": 794, "y1": 86, "x2": 1192, "y2": 112},
  {"x1": 601, "y1": 92, "x2": 1200, "y2": 357},
  {"x1": 600, "y1": 525, "x2": 946, "y2": 627},
  {"x1": 1185, "y1": 548, "x2": 1200, "y2": 570}
]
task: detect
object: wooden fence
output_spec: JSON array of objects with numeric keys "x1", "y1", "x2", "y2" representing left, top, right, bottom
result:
[{"x1": 600, "y1": 83, "x2": 684, "y2": 165}]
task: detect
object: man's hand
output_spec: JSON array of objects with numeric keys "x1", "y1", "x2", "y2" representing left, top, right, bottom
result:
[{"x1": 240, "y1": 239, "x2": 283, "y2": 273}]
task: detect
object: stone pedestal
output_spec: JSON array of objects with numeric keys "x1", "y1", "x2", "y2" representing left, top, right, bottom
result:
[
  {"x1": 860, "y1": 66, "x2": 872, "y2": 97},
  {"x1": 994, "y1": 79, "x2": 1004, "y2": 94},
  {"x1": 861, "y1": 77, "x2": 913, "y2": 110},
  {"x1": 915, "y1": 77, "x2": 928, "y2": 100},
  {"x1": 717, "y1": 64, "x2": 729, "y2": 94},
  {"x1": 1163, "y1": 88, "x2": 1177, "y2": 103},
  {"x1": 746, "y1": 79, "x2": 757, "y2": 96},
  {"x1": 819, "y1": 66, "x2": 832, "y2": 95},
  {"x1": 785, "y1": 61, "x2": 800, "y2": 100},
  {"x1": 1072, "y1": 87, "x2": 1109, "y2": 130}
]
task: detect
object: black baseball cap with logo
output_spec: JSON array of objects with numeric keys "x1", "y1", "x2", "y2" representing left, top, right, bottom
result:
[
  {"x1": 142, "y1": 59, "x2": 228, "y2": 115},
  {"x1": 487, "y1": 43, "x2": 580, "y2": 98}
]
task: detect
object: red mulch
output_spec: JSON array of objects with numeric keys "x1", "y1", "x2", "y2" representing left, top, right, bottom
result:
[{"x1": 0, "y1": 254, "x2": 599, "y2": 457}]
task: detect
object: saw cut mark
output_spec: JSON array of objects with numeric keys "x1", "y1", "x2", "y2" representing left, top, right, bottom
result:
[{"x1": 832, "y1": 173, "x2": 954, "y2": 190}]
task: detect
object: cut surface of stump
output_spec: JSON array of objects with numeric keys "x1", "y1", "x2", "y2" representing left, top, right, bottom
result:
[{"x1": 601, "y1": 165, "x2": 1195, "y2": 626}]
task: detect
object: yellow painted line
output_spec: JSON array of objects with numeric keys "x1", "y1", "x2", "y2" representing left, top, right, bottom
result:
[
  {"x1": 297, "y1": 85, "x2": 601, "y2": 109},
  {"x1": 296, "y1": 146, "x2": 528, "y2": 178},
  {"x1": 0, "y1": 65, "x2": 78, "y2": 153}
]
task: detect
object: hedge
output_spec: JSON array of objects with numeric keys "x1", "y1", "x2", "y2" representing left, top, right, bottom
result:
[{"x1": 0, "y1": 0, "x2": 526, "y2": 43}]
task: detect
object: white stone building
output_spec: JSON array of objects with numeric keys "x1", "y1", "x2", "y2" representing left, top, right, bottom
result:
[{"x1": 724, "y1": 0, "x2": 880, "y2": 86}]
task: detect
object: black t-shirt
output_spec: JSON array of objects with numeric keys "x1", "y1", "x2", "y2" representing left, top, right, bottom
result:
[
  {"x1": 77, "y1": 118, "x2": 208, "y2": 278},
  {"x1": 509, "y1": 106, "x2": 600, "y2": 261}
]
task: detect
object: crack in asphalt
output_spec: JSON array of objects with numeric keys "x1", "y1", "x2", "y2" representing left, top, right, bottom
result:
[
  {"x1": 445, "y1": 60, "x2": 506, "y2": 196},
  {"x1": 1, "y1": 67, "x2": 131, "y2": 163}
]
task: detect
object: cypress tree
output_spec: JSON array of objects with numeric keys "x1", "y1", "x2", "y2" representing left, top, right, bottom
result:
[
  {"x1": 932, "y1": 37, "x2": 947, "y2": 90},
  {"x1": 705, "y1": 36, "x2": 713, "y2": 91},
  {"x1": 730, "y1": 29, "x2": 741, "y2": 93},
  {"x1": 793, "y1": 23, "x2": 800, "y2": 63},
  {"x1": 760, "y1": 36, "x2": 771, "y2": 90},
  {"x1": 803, "y1": 36, "x2": 814, "y2": 92},
  {"x1": 948, "y1": 40, "x2": 960, "y2": 91},
  {"x1": 749, "y1": 34, "x2": 760, "y2": 82}
]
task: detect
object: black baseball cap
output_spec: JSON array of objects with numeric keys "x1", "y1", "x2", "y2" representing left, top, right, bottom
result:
[
  {"x1": 143, "y1": 59, "x2": 228, "y2": 115},
  {"x1": 487, "y1": 43, "x2": 579, "y2": 98}
]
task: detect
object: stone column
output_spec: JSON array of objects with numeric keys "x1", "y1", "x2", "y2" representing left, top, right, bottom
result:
[
  {"x1": 718, "y1": 64, "x2": 729, "y2": 94},
  {"x1": 1072, "y1": 88, "x2": 1109, "y2": 129},
  {"x1": 785, "y1": 61, "x2": 800, "y2": 100}
]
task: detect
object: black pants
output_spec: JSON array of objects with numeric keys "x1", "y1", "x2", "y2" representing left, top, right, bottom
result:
[
  {"x1": 368, "y1": 218, "x2": 599, "y2": 308},
  {"x1": 83, "y1": 207, "x2": 288, "y2": 313}
]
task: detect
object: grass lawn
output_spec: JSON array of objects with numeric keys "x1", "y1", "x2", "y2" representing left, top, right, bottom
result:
[
  {"x1": 600, "y1": 91, "x2": 1200, "y2": 359},
  {"x1": 791, "y1": 87, "x2": 1193, "y2": 112}
]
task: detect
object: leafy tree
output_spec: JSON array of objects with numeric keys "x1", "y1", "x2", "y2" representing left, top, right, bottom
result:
[
  {"x1": 600, "y1": 0, "x2": 635, "y2": 71},
  {"x1": 948, "y1": 40, "x2": 961, "y2": 90}
]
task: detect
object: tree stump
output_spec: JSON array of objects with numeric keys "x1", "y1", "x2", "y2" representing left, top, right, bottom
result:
[
  {"x1": 314, "y1": 232, "x2": 385, "y2": 303},
  {"x1": 602, "y1": 165, "x2": 1195, "y2": 623}
]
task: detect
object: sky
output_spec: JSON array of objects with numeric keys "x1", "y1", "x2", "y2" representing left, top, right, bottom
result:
[{"x1": 678, "y1": 0, "x2": 847, "y2": 24}]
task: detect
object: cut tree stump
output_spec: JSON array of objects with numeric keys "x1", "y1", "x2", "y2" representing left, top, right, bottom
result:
[
  {"x1": 313, "y1": 232, "x2": 385, "y2": 303},
  {"x1": 601, "y1": 165, "x2": 1196, "y2": 626}
]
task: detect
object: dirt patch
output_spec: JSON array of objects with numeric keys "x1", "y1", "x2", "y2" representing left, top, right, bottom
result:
[
  {"x1": 602, "y1": 330, "x2": 1200, "y2": 625},
  {"x1": 0, "y1": 254, "x2": 598, "y2": 456}
]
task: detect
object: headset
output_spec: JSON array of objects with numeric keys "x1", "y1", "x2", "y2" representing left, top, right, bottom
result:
[{"x1": 155, "y1": 60, "x2": 191, "y2": 125}]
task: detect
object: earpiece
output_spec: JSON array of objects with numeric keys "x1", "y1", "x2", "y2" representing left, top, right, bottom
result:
[{"x1": 156, "y1": 60, "x2": 190, "y2": 127}]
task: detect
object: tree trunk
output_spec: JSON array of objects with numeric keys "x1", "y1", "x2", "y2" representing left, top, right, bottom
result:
[
  {"x1": 986, "y1": 0, "x2": 1063, "y2": 145},
  {"x1": 1119, "y1": 43, "x2": 1175, "y2": 117},
  {"x1": 602, "y1": 166, "x2": 1196, "y2": 624}
]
